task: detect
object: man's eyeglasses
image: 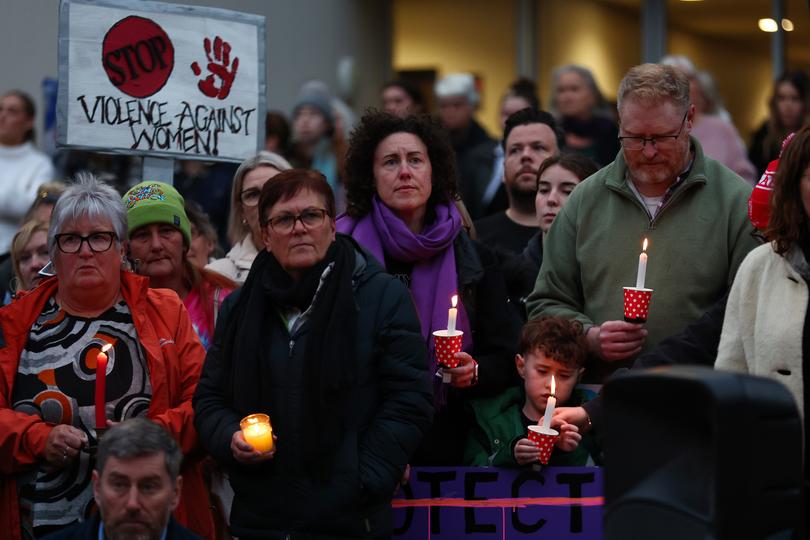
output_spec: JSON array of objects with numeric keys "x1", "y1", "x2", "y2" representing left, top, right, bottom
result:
[
  {"x1": 240, "y1": 188, "x2": 261, "y2": 207},
  {"x1": 54, "y1": 232, "x2": 117, "y2": 253},
  {"x1": 618, "y1": 110, "x2": 688, "y2": 150},
  {"x1": 266, "y1": 209, "x2": 329, "y2": 234}
]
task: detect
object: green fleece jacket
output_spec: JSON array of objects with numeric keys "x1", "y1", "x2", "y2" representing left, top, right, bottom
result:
[
  {"x1": 464, "y1": 387, "x2": 598, "y2": 467},
  {"x1": 526, "y1": 138, "x2": 758, "y2": 381}
]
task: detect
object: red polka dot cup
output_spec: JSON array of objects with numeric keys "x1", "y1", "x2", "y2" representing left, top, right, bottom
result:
[
  {"x1": 433, "y1": 330, "x2": 464, "y2": 382},
  {"x1": 433, "y1": 330, "x2": 464, "y2": 369},
  {"x1": 623, "y1": 287, "x2": 654, "y2": 323},
  {"x1": 527, "y1": 425, "x2": 559, "y2": 465}
]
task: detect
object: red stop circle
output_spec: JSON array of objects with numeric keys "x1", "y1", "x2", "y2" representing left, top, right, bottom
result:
[{"x1": 102, "y1": 16, "x2": 174, "y2": 99}]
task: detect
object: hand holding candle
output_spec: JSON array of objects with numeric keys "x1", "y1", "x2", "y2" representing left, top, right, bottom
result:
[
  {"x1": 541, "y1": 375, "x2": 557, "y2": 431},
  {"x1": 94, "y1": 343, "x2": 112, "y2": 430},
  {"x1": 240, "y1": 413, "x2": 274, "y2": 453},
  {"x1": 635, "y1": 238, "x2": 648, "y2": 289}
]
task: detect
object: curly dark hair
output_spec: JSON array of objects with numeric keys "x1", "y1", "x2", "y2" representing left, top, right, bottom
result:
[
  {"x1": 767, "y1": 125, "x2": 810, "y2": 255},
  {"x1": 519, "y1": 317, "x2": 588, "y2": 369},
  {"x1": 344, "y1": 110, "x2": 459, "y2": 218}
]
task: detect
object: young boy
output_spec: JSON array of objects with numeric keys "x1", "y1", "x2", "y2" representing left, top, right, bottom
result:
[{"x1": 464, "y1": 317, "x2": 598, "y2": 467}]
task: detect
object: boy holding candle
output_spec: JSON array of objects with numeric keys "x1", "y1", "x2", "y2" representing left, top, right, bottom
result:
[{"x1": 464, "y1": 317, "x2": 599, "y2": 467}]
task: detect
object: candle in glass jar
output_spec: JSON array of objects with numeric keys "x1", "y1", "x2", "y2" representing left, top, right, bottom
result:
[
  {"x1": 95, "y1": 343, "x2": 112, "y2": 429},
  {"x1": 635, "y1": 238, "x2": 649, "y2": 289},
  {"x1": 447, "y1": 295, "x2": 458, "y2": 332},
  {"x1": 241, "y1": 414, "x2": 274, "y2": 452}
]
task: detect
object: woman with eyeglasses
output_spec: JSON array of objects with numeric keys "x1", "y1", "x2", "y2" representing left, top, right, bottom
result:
[
  {"x1": 194, "y1": 168, "x2": 432, "y2": 538},
  {"x1": 0, "y1": 174, "x2": 215, "y2": 540},
  {"x1": 123, "y1": 181, "x2": 236, "y2": 351},
  {"x1": 337, "y1": 111, "x2": 521, "y2": 465},
  {"x1": 206, "y1": 151, "x2": 292, "y2": 284}
]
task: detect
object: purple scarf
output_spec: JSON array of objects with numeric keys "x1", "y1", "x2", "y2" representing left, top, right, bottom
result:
[{"x1": 337, "y1": 197, "x2": 473, "y2": 363}]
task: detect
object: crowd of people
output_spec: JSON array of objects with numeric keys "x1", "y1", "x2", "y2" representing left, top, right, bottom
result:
[{"x1": 0, "y1": 56, "x2": 809, "y2": 539}]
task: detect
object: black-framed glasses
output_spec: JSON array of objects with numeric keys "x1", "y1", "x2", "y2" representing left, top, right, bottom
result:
[
  {"x1": 240, "y1": 188, "x2": 262, "y2": 207},
  {"x1": 266, "y1": 208, "x2": 328, "y2": 234},
  {"x1": 54, "y1": 232, "x2": 117, "y2": 253},
  {"x1": 618, "y1": 110, "x2": 688, "y2": 150}
]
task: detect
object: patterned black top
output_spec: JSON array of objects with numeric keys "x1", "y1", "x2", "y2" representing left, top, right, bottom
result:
[{"x1": 11, "y1": 299, "x2": 151, "y2": 537}]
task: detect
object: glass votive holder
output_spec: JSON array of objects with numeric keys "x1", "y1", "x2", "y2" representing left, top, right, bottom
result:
[{"x1": 240, "y1": 413, "x2": 274, "y2": 453}]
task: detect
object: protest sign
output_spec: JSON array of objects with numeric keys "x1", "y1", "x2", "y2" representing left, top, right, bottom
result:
[
  {"x1": 393, "y1": 467, "x2": 603, "y2": 539},
  {"x1": 57, "y1": 0, "x2": 265, "y2": 162}
]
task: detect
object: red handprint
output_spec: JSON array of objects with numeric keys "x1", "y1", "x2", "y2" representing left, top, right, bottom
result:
[{"x1": 190, "y1": 36, "x2": 239, "y2": 100}]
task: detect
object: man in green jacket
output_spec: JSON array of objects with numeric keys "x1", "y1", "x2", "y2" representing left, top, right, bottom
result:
[{"x1": 526, "y1": 63, "x2": 758, "y2": 383}]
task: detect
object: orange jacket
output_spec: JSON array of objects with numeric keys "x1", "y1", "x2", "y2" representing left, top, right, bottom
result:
[{"x1": 0, "y1": 271, "x2": 214, "y2": 540}]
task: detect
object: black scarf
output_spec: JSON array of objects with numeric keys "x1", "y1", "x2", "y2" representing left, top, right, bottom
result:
[{"x1": 221, "y1": 235, "x2": 358, "y2": 478}]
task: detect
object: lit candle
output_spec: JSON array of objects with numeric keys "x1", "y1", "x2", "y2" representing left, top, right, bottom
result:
[
  {"x1": 541, "y1": 375, "x2": 557, "y2": 431},
  {"x1": 447, "y1": 295, "x2": 458, "y2": 332},
  {"x1": 635, "y1": 238, "x2": 649, "y2": 289},
  {"x1": 95, "y1": 343, "x2": 112, "y2": 429},
  {"x1": 240, "y1": 414, "x2": 274, "y2": 453}
]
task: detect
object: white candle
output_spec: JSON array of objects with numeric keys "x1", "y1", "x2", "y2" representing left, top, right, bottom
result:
[
  {"x1": 635, "y1": 238, "x2": 649, "y2": 289},
  {"x1": 447, "y1": 295, "x2": 458, "y2": 332},
  {"x1": 541, "y1": 375, "x2": 557, "y2": 430}
]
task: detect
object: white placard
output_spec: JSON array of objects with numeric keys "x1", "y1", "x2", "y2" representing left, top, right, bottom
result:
[{"x1": 57, "y1": 0, "x2": 265, "y2": 162}]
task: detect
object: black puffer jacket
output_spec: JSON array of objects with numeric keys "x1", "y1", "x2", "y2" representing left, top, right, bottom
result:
[{"x1": 193, "y1": 244, "x2": 433, "y2": 539}]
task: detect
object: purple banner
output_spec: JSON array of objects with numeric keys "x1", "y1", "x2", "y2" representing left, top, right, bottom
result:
[{"x1": 392, "y1": 467, "x2": 603, "y2": 539}]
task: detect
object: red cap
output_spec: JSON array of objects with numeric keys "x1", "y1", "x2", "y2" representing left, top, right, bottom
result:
[{"x1": 748, "y1": 133, "x2": 796, "y2": 231}]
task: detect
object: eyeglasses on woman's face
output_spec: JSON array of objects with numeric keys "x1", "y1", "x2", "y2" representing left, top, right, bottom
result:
[
  {"x1": 265, "y1": 208, "x2": 328, "y2": 234},
  {"x1": 240, "y1": 188, "x2": 262, "y2": 207},
  {"x1": 54, "y1": 231, "x2": 117, "y2": 253}
]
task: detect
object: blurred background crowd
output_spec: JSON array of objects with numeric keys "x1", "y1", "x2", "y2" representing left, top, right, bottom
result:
[{"x1": 2, "y1": 0, "x2": 808, "y2": 268}]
